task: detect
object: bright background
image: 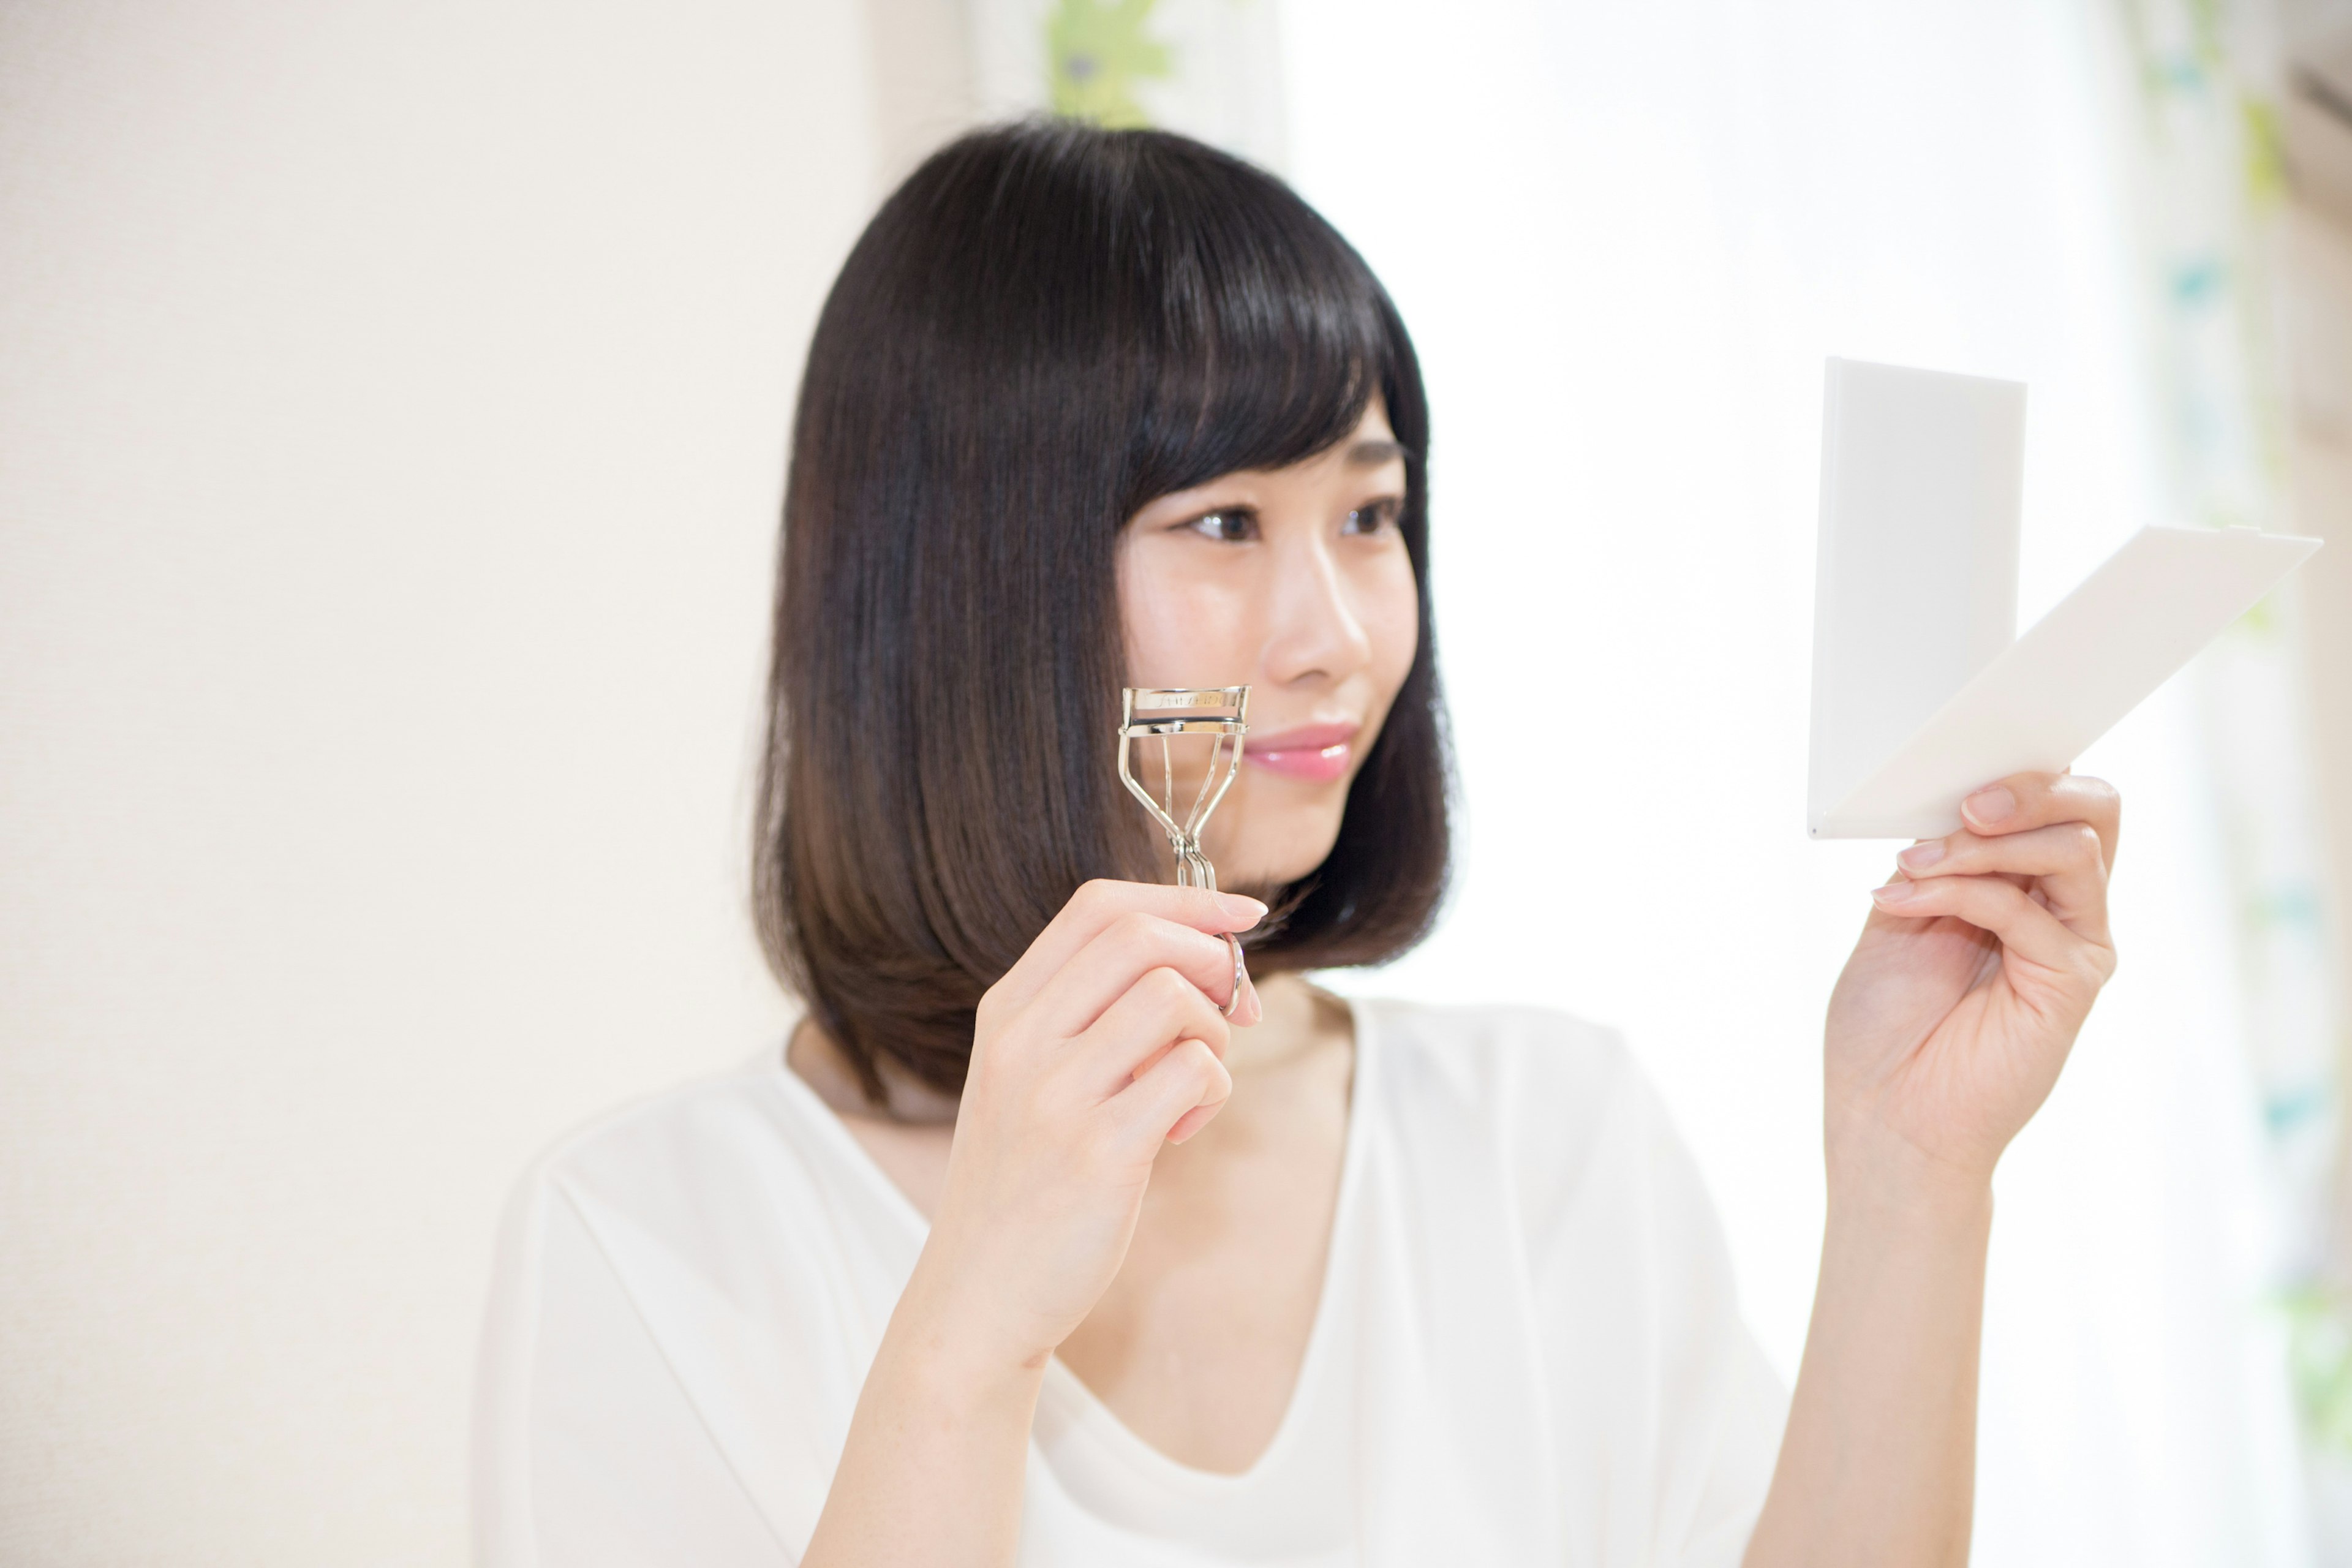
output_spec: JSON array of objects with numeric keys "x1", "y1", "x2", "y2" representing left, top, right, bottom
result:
[
  {"x1": 1285, "y1": 3, "x2": 2307, "y2": 1563},
  {"x1": 6, "y1": 1, "x2": 2352, "y2": 1564}
]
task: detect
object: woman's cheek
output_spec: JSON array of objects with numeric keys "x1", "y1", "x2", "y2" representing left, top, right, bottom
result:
[
  {"x1": 1118, "y1": 549, "x2": 1250, "y2": 685},
  {"x1": 1365, "y1": 554, "x2": 1420, "y2": 696}
]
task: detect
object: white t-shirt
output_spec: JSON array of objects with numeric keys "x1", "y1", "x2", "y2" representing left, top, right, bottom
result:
[{"x1": 472, "y1": 996, "x2": 1790, "y2": 1567}]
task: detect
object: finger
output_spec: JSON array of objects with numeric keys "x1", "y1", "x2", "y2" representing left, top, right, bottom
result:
[
  {"x1": 988, "y1": 880, "x2": 1265, "y2": 1022},
  {"x1": 1022, "y1": 910, "x2": 1257, "y2": 1042},
  {"x1": 1894, "y1": 820, "x2": 2110, "y2": 940},
  {"x1": 1871, "y1": 869, "x2": 2108, "y2": 981},
  {"x1": 1958, "y1": 771, "x2": 2122, "y2": 872},
  {"x1": 1057, "y1": 964, "x2": 1232, "y2": 1099},
  {"x1": 1104, "y1": 1036, "x2": 1231, "y2": 1152},
  {"x1": 1166, "y1": 1101, "x2": 1219, "y2": 1144}
]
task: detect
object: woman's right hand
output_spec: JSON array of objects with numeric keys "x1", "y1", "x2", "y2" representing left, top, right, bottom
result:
[
  {"x1": 804, "y1": 880, "x2": 1262, "y2": 1567},
  {"x1": 902, "y1": 878, "x2": 1265, "y2": 1379}
]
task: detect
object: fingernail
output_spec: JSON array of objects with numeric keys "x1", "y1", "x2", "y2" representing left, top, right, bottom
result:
[
  {"x1": 1218, "y1": 892, "x2": 1268, "y2": 922},
  {"x1": 1964, "y1": 786, "x2": 2015, "y2": 826},
  {"x1": 1898, "y1": 840, "x2": 1945, "y2": 871},
  {"x1": 1872, "y1": 880, "x2": 1920, "y2": 904}
]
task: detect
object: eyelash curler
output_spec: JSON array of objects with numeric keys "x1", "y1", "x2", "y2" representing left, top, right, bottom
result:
[{"x1": 1116, "y1": 686, "x2": 1252, "y2": 1018}]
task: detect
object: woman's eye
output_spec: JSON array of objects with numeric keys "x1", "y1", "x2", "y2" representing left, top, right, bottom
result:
[
  {"x1": 1342, "y1": 497, "x2": 1403, "y2": 535},
  {"x1": 1185, "y1": 509, "x2": 1258, "y2": 543}
]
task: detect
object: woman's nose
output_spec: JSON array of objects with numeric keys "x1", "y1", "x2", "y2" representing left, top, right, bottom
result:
[{"x1": 1260, "y1": 535, "x2": 1373, "y2": 687}]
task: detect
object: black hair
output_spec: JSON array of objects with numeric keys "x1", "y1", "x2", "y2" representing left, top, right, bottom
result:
[{"x1": 754, "y1": 118, "x2": 1451, "y2": 1102}]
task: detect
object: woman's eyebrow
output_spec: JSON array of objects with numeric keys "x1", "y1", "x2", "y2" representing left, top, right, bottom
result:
[{"x1": 1346, "y1": 438, "x2": 1408, "y2": 467}]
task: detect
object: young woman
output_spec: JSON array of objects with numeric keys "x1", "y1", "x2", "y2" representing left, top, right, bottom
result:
[{"x1": 473, "y1": 120, "x2": 2120, "y2": 1567}]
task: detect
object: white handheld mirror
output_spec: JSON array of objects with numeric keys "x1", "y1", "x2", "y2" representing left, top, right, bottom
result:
[{"x1": 1806, "y1": 357, "x2": 2323, "y2": 840}]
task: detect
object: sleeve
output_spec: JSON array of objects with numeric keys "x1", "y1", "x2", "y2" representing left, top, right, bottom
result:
[
  {"x1": 471, "y1": 1163, "x2": 795, "y2": 1568},
  {"x1": 1515, "y1": 1027, "x2": 1791, "y2": 1568}
]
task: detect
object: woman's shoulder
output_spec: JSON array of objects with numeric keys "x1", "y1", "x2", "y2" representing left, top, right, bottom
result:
[
  {"x1": 511, "y1": 1047, "x2": 798, "y2": 1196},
  {"x1": 480, "y1": 1038, "x2": 921, "y2": 1371},
  {"x1": 475, "y1": 1045, "x2": 891, "y2": 1558},
  {"x1": 1348, "y1": 993, "x2": 1706, "y2": 1234},
  {"x1": 1352, "y1": 992, "x2": 1642, "y2": 1126},
  {"x1": 489, "y1": 1042, "x2": 864, "y2": 1283}
]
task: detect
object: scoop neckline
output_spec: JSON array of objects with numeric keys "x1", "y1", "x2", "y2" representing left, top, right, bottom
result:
[{"x1": 767, "y1": 987, "x2": 1378, "y2": 1495}]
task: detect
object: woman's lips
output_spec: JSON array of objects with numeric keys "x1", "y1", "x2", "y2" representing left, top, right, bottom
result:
[{"x1": 1244, "y1": 722, "x2": 1360, "y2": 785}]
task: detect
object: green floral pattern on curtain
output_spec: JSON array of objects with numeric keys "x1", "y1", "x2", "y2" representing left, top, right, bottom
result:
[
  {"x1": 1046, "y1": 0, "x2": 1172, "y2": 127},
  {"x1": 2114, "y1": 0, "x2": 2351, "y2": 1459}
]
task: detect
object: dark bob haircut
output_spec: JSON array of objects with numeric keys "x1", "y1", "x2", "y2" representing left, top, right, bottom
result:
[{"x1": 753, "y1": 119, "x2": 1452, "y2": 1103}]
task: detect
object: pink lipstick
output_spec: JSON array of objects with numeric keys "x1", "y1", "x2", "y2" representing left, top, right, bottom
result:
[{"x1": 1244, "y1": 722, "x2": 1359, "y2": 785}]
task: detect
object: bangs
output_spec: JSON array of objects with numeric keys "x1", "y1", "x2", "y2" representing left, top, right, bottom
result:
[
  {"x1": 1076, "y1": 132, "x2": 1411, "y2": 511},
  {"x1": 1123, "y1": 231, "x2": 1401, "y2": 508}
]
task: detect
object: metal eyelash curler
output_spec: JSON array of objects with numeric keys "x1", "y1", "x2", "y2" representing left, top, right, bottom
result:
[{"x1": 1117, "y1": 686, "x2": 1251, "y2": 1017}]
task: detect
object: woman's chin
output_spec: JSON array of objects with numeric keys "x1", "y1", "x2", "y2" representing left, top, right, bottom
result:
[{"x1": 1219, "y1": 833, "x2": 1344, "y2": 899}]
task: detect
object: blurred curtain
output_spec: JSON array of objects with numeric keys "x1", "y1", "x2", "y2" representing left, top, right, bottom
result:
[
  {"x1": 968, "y1": 0, "x2": 2335, "y2": 1561},
  {"x1": 2106, "y1": 4, "x2": 2352, "y2": 1538},
  {"x1": 967, "y1": 0, "x2": 1288, "y2": 167}
]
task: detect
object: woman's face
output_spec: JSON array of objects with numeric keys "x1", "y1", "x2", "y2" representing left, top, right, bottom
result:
[{"x1": 1117, "y1": 396, "x2": 1419, "y2": 894}]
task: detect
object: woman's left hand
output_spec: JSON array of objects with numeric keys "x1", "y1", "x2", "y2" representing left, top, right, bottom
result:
[{"x1": 1822, "y1": 769, "x2": 2121, "y2": 1193}]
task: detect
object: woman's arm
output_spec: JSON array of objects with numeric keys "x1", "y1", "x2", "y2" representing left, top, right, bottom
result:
[
  {"x1": 1745, "y1": 771, "x2": 2121, "y2": 1568},
  {"x1": 801, "y1": 881, "x2": 1264, "y2": 1568},
  {"x1": 800, "y1": 1292, "x2": 1046, "y2": 1568},
  {"x1": 1743, "y1": 1131, "x2": 1994, "y2": 1566}
]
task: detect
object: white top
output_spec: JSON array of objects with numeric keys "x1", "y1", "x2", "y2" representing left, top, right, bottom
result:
[{"x1": 472, "y1": 997, "x2": 1790, "y2": 1567}]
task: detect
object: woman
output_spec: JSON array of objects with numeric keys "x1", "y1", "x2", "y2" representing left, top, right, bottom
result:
[{"x1": 473, "y1": 119, "x2": 2120, "y2": 1567}]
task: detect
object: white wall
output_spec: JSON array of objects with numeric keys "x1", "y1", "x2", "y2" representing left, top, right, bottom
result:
[{"x1": 0, "y1": 3, "x2": 873, "y2": 1561}]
